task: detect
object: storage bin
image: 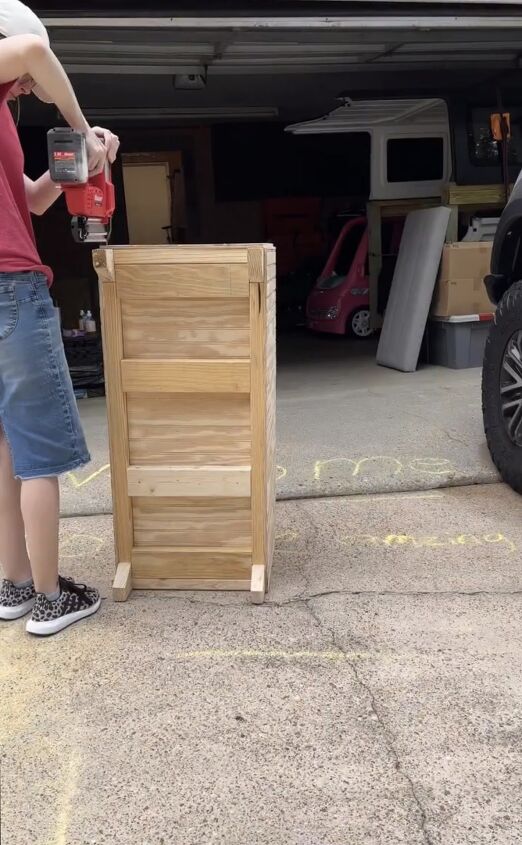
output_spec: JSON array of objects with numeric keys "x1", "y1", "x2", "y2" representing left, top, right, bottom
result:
[
  {"x1": 427, "y1": 314, "x2": 493, "y2": 369},
  {"x1": 93, "y1": 245, "x2": 276, "y2": 603}
]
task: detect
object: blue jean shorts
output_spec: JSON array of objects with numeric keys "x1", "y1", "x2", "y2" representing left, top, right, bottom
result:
[{"x1": 0, "y1": 272, "x2": 91, "y2": 480}]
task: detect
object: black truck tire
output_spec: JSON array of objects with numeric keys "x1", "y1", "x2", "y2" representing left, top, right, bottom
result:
[{"x1": 482, "y1": 279, "x2": 522, "y2": 492}]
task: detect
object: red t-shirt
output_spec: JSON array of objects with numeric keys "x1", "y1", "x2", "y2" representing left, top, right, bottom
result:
[{"x1": 0, "y1": 82, "x2": 52, "y2": 283}]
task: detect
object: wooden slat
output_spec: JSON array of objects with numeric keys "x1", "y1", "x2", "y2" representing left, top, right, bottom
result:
[
  {"x1": 113, "y1": 562, "x2": 132, "y2": 602},
  {"x1": 97, "y1": 262, "x2": 134, "y2": 581},
  {"x1": 113, "y1": 247, "x2": 249, "y2": 265},
  {"x1": 127, "y1": 465, "x2": 251, "y2": 497},
  {"x1": 122, "y1": 298, "x2": 249, "y2": 328},
  {"x1": 121, "y1": 359, "x2": 250, "y2": 393},
  {"x1": 132, "y1": 547, "x2": 251, "y2": 579},
  {"x1": 117, "y1": 264, "x2": 249, "y2": 299},
  {"x1": 133, "y1": 578, "x2": 251, "y2": 591},
  {"x1": 249, "y1": 247, "x2": 268, "y2": 581},
  {"x1": 122, "y1": 301, "x2": 250, "y2": 359},
  {"x1": 133, "y1": 497, "x2": 252, "y2": 548},
  {"x1": 127, "y1": 394, "x2": 251, "y2": 466}
]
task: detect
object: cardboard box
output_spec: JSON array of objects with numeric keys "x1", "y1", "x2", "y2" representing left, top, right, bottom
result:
[{"x1": 432, "y1": 242, "x2": 494, "y2": 317}]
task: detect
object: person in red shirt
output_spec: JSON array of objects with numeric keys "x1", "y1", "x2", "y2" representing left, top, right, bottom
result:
[{"x1": 0, "y1": 1, "x2": 119, "y2": 635}]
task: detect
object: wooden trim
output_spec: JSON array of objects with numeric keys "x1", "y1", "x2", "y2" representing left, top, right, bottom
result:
[
  {"x1": 250, "y1": 563, "x2": 266, "y2": 605},
  {"x1": 113, "y1": 247, "x2": 249, "y2": 265},
  {"x1": 98, "y1": 268, "x2": 134, "y2": 595},
  {"x1": 248, "y1": 247, "x2": 267, "y2": 578},
  {"x1": 121, "y1": 359, "x2": 251, "y2": 393},
  {"x1": 132, "y1": 578, "x2": 251, "y2": 591},
  {"x1": 113, "y1": 561, "x2": 132, "y2": 602},
  {"x1": 127, "y1": 465, "x2": 251, "y2": 497}
]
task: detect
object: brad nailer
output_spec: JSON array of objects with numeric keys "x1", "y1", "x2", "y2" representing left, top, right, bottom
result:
[{"x1": 47, "y1": 128, "x2": 115, "y2": 244}]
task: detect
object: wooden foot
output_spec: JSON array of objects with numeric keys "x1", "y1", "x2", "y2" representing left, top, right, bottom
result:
[
  {"x1": 113, "y1": 561, "x2": 132, "y2": 602},
  {"x1": 250, "y1": 564, "x2": 266, "y2": 605}
]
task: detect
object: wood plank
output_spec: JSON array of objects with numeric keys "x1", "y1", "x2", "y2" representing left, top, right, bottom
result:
[
  {"x1": 113, "y1": 247, "x2": 249, "y2": 265},
  {"x1": 366, "y1": 201, "x2": 382, "y2": 326},
  {"x1": 122, "y1": 298, "x2": 249, "y2": 328},
  {"x1": 248, "y1": 247, "x2": 268, "y2": 585},
  {"x1": 122, "y1": 310, "x2": 250, "y2": 359},
  {"x1": 133, "y1": 497, "x2": 252, "y2": 548},
  {"x1": 133, "y1": 578, "x2": 251, "y2": 591},
  {"x1": 113, "y1": 561, "x2": 132, "y2": 602},
  {"x1": 132, "y1": 547, "x2": 252, "y2": 579},
  {"x1": 250, "y1": 563, "x2": 266, "y2": 605},
  {"x1": 127, "y1": 465, "x2": 251, "y2": 497},
  {"x1": 121, "y1": 359, "x2": 250, "y2": 393},
  {"x1": 117, "y1": 264, "x2": 249, "y2": 299},
  {"x1": 127, "y1": 394, "x2": 251, "y2": 466},
  {"x1": 97, "y1": 270, "x2": 134, "y2": 570},
  {"x1": 442, "y1": 182, "x2": 511, "y2": 207}
]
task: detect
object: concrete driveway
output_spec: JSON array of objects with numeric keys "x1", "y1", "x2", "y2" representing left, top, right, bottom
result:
[
  {"x1": 2, "y1": 483, "x2": 521, "y2": 844},
  {"x1": 61, "y1": 334, "x2": 498, "y2": 517}
]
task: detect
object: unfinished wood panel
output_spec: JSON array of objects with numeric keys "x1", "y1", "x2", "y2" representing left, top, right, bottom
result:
[
  {"x1": 95, "y1": 244, "x2": 275, "y2": 600},
  {"x1": 122, "y1": 299, "x2": 250, "y2": 359},
  {"x1": 122, "y1": 359, "x2": 250, "y2": 394},
  {"x1": 132, "y1": 548, "x2": 252, "y2": 579},
  {"x1": 127, "y1": 394, "x2": 251, "y2": 466},
  {"x1": 133, "y1": 497, "x2": 252, "y2": 548},
  {"x1": 117, "y1": 264, "x2": 249, "y2": 299},
  {"x1": 127, "y1": 465, "x2": 251, "y2": 498}
]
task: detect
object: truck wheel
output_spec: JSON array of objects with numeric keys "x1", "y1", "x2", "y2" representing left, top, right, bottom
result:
[{"x1": 482, "y1": 280, "x2": 522, "y2": 492}]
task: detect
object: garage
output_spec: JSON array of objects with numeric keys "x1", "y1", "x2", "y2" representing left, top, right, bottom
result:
[{"x1": 14, "y1": 1, "x2": 522, "y2": 496}]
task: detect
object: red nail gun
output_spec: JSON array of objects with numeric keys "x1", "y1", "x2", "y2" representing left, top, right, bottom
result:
[{"x1": 47, "y1": 128, "x2": 115, "y2": 244}]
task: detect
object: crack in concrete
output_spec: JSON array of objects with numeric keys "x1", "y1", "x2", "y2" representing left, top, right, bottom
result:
[
  {"x1": 142, "y1": 587, "x2": 522, "y2": 610},
  {"x1": 304, "y1": 597, "x2": 434, "y2": 845}
]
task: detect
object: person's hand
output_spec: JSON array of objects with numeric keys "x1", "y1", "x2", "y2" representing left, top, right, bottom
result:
[
  {"x1": 85, "y1": 128, "x2": 106, "y2": 176},
  {"x1": 91, "y1": 126, "x2": 120, "y2": 164}
]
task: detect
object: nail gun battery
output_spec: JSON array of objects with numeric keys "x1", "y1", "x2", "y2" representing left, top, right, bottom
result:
[{"x1": 47, "y1": 128, "x2": 89, "y2": 184}]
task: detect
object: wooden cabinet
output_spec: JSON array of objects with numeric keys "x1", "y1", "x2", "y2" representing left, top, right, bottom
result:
[{"x1": 93, "y1": 245, "x2": 276, "y2": 603}]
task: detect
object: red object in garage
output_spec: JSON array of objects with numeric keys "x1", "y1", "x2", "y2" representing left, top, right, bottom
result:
[{"x1": 262, "y1": 197, "x2": 326, "y2": 278}]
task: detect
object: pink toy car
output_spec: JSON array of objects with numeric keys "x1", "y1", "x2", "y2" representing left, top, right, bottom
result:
[{"x1": 307, "y1": 216, "x2": 403, "y2": 337}]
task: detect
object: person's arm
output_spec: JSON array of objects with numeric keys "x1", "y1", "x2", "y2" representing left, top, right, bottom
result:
[
  {"x1": 23, "y1": 173, "x2": 62, "y2": 216},
  {"x1": 0, "y1": 34, "x2": 106, "y2": 173}
]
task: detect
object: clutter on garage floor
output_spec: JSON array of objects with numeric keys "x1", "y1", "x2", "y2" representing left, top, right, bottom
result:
[
  {"x1": 431, "y1": 241, "x2": 494, "y2": 318},
  {"x1": 427, "y1": 313, "x2": 494, "y2": 369}
]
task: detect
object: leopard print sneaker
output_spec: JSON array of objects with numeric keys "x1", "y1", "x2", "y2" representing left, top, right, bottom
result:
[
  {"x1": 0, "y1": 579, "x2": 36, "y2": 620},
  {"x1": 26, "y1": 576, "x2": 101, "y2": 637}
]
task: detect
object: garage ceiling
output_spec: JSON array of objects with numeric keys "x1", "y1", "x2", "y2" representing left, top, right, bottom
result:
[{"x1": 19, "y1": 9, "x2": 522, "y2": 124}]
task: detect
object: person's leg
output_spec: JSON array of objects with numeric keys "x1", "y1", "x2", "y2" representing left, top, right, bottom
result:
[
  {"x1": 20, "y1": 476, "x2": 60, "y2": 596},
  {"x1": 0, "y1": 428, "x2": 32, "y2": 584}
]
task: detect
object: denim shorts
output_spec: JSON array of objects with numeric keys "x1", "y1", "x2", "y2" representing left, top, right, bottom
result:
[{"x1": 0, "y1": 272, "x2": 91, "y2": 480}]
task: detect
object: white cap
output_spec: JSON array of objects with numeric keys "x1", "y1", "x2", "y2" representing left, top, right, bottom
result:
[{"x1": 0, "y1": 0, "x2": 52, "y2": 102}]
